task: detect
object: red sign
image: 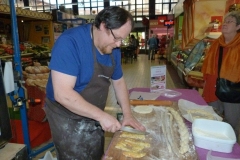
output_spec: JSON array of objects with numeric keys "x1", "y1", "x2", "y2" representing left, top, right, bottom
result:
[
  {"x1": 158, "y1": 16, "x2": 167, "y2": 25},
  {"x1": 164, "y1": 20, "x2": 174, "y2": 26},
  {"x1": 211, "y1": 16, "x2": 223, "y2": 24}
]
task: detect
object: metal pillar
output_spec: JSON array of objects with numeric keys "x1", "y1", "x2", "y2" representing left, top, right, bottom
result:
[{"x1": 9, "y1": 0, "x2": 31, "y2": 154}]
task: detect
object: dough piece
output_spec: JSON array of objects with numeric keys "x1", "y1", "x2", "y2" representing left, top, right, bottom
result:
[
  {"x1": 166, "y1": 112, "x2": 180, "y2": 156},
  {"x1": 125, "y1": 139, "x2": 150, "y2": 148},
  {"x1": 115, "y1": 138, "x2": 149, "y2": 152},
  {"x1": 167, "y1": 107, "x2": 190, "y2": 154},
  {"x1": 133, "y1": 105, "x2": 153, "y2": 114},
  {"x1": 131, "y1": 145, "x2": 145, "y2": 152},
  {"x1": 122, "y1": 151, "x2": 146, "y2": 158},
  {"x1": 115, "y1": 142, "x2": 131, "y2": 151},
  {"x1": 187, "y1": 109, "x2": 215, "y2": 121},
  {"x1": 120, "y1": 132, "x2": 146, "y2": 140}
]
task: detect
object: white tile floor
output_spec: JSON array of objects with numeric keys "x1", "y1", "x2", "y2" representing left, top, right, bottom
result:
[{"x1": 32, "y1": 53, "x2": 187, "y2": 160}]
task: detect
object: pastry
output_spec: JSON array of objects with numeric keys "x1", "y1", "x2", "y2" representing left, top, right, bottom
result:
[
  {"x1": 120, "y1": 131, "x2": 146, "y2": 140},
  {"x1": 122, "y1": 151, "x2": 146, "y2": 158}
]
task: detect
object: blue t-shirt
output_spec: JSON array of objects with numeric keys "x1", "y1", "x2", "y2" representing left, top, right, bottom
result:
[{"x1": 46, "y1": 24, "x2": 123, "y2": 101}]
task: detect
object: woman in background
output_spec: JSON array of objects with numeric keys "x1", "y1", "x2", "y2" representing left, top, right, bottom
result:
[{"x1": 201, "y1": 11, "x2": 240, "y2": 141}]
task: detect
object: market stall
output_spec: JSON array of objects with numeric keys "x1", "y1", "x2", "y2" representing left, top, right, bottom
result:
[
  {"x1": 0, "y1": 2, "x2": 54, "y2": 158},
  {"x1": 169, "y1": 0, "x2": 230, "y2": 91},
  {"x1": 103, "y1": 88, "x2": 240, "y2": 159}
]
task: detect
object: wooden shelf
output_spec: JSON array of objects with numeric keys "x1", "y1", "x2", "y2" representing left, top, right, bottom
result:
[
  {"x1": 0, "y1": 53, "x2": 34, "y2": 59},
  {"x1": 0, "y1": 143, "x2": 27, "y2": 159}
]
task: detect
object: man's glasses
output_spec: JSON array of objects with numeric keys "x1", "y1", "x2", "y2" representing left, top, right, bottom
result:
[
  {"x1": 223, "y1": 20, "x2": 237, "y2": 24},
  {"x1": 109, "y1": 29, "x2": 123, "y2": 42}
]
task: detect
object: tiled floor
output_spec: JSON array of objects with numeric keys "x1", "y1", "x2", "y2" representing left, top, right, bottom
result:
[{"x1": 32, "y1": 53, "x2": 187, "y2": 160}]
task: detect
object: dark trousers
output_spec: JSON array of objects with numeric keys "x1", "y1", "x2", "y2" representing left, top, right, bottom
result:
[
  {"x1": 208, "y1": 100, "x2": 240, "y2": 142},
  {"x1": 148, "y1": 48, "x2": 155, "y2": 60}
]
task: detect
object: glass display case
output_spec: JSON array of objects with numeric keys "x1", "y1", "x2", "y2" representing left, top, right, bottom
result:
[{"x1": 170, "y1": 37, "x2": 215, "y2": 88}]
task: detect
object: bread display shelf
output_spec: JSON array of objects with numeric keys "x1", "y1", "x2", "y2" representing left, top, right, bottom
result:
[
  {"x1": 104, "y1": 103, "x2": 197, "y2": 160},
  {"x1": 24, "y1": 62, "x2": 49, "y2": 90},
  {"x1": 0, "y1": 53, "x2": 34, "y2": 59}
]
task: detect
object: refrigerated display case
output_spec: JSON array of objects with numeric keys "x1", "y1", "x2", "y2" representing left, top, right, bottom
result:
[{"x1": 170, "y1": 37, "x2": 215, "y2": 89}]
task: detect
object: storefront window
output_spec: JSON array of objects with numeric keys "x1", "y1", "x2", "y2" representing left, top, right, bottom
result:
[
  {"x1": 135, "y1": 5, "x2": 142, "y2": 16},
  {"x1": 97, "y1": 7, "x2": 104, "y2": 13},
  {"x1": 130, "y1": 0, "x2": 136, "y2": 5},
  {"x1": 162, "y1": 4, "x2": 169, "y2": 14},
  {"x1": 109, "y1": 1, "x2": 124, "y2": 6},
  {"x1": 98, "y1": 1, "x2": 103, "y2": 6},
  {"x1": 84, "y1": 8, "x2": 91, "y2": 14},
  {"x1": 171, "y1": 3, "x2": 177, "y2": 10},
  {"x1": 23, "y1": 0, "x2": 177, "y2": 20},
  {"x1": 142, "y1": 4, "x2": 149, "y2": 16},
  {"x1": 79, "y1": 8, "x2": 84, "y2": 15},
  {"x1": 84, "y1": 3, "x2": 90, "y2": 7},
  {"x1": 129, "y1": 5, "x2": 135, "y2": 15}
]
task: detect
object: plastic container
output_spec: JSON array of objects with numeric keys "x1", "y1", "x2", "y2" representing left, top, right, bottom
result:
[
  {"x1": 206, "y1": 150, "x2": 240, "y2": 160},
  {"x1": 192, "y1": 119, "x2": 236, "y2": 153}
]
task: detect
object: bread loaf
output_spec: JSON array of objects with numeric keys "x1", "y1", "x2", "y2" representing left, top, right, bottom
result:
[
  {"x1": 25, "y1": 66, "x2": 50, "y2": 74},
  {"x1": 33, "y1": 62, "x2": 41, "y2": 67},
  {"x1": 25, "y1": 63, "x2": 49, "y2": 89},
  {"x1": 26, "y1": 79, "x2": 36, "y2": 86},
  {"x1": 40, "y1": 66, "x2": 50, "y2": 73},
  {"x1": 34, "y1": 79, "x2": 47, "y2": 88},
  {"x1": 25, "y1": 66, "x2": 35, "y2": 74},
  {"x1": 27, "y1": 74, "x2": 37, "y2": 79}
]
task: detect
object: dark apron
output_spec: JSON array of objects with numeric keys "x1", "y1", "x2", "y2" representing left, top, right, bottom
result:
[{"x1": 45, "y1": 25, "x2": 115, "y2": 160}]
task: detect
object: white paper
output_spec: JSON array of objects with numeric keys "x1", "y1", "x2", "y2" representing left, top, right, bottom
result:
[
  {"x1": 39, "y1": 151, "x2": 57, "y2": 160},
  {"x1": 178, "y1": 99, "x2": 223, "y2": 122},
  {"x1": 129, "y1": 91, "x2": 161, "y2": 100},
  {"x1": 3, "y1": 61, "x2": 15, "y2": 94}
]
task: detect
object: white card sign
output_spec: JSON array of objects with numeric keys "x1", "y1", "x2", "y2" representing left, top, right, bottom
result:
[{"x1": 150, "y1": 65, "x2": 166, "y2": 92}]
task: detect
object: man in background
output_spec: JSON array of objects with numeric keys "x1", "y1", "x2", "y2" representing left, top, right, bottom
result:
[{"x1": 148, "y1": 34, "x2": 157, "y2": 60}]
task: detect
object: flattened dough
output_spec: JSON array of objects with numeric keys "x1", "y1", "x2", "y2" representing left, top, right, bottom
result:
[
  {"x1": 125, "y1": 139, "x2": 150, "y2": 148},
  {"x1": 187, "y1": 109, "x2": 215, "y2": 121},
  {"x1": 133, "y1": 105, "x2": 153, "y2": 114},
  {"x1": 115, "y1": 138, "x2": 150, "y2": 152},
  {"x1": 120, "y1": 132, "x2": 146, "y2": 140},
  {"x1": 122, "y1": 151, "x2": 146, "y2": 158}
]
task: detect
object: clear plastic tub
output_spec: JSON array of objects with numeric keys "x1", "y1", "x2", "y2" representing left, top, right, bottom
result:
[{"x1": 192, "y1": 119, "x2": 236, "y2": 153}]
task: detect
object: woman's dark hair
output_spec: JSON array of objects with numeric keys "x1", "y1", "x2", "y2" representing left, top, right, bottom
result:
[{"x1": 94, "y1": 6, "x2": 134, "y2": 30}]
